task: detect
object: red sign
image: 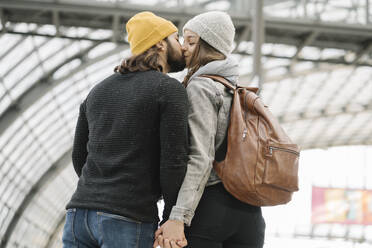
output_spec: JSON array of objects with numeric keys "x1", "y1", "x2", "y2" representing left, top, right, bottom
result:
[{"x1": 312, "y1": 187, "x2": 372, "y2": 225}]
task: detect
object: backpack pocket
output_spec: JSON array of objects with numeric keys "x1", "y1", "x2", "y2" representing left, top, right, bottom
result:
[{"x1": 263, "y1": 142, "x2": 300, "y2": 192}]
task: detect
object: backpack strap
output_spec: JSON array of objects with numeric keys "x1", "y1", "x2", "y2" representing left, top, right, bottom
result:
[
  {"x1": 199, "y1": 74, "x2": 230, "y2": 162},
  {"x1": 200, "y1": 74, "x2": 259, "y2": 94},
  {"x1": 200, "y1": 74, "x2": 236, "y2": 91}
]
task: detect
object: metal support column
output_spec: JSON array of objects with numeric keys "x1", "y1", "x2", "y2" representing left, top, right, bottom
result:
[
  {"x1": 178, "y1": 0, "x2": 184, "y2": 8},
  {"x1": 302, "y1": 0, "x2": 308, "y2": 18},
  {"x1": 252, "y1": 0, "x2": 265, "y2": 89},
  {"x1": 52, "y1": 10, "x2": 60, "y2": 37},
  {"x1": 367, "y1": 0, "x2": 370, "y2": 24},
  {"x1": 0, "y1": 8, "x2": 6, "y2": 33},
  {"x1": 111, "y1": 14, "x2": 120, "y2": 43}
]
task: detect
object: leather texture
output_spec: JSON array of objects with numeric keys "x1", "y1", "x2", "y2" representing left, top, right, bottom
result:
[{"x1": 202, "y1": 74, "x2": 300, "y2": 206}]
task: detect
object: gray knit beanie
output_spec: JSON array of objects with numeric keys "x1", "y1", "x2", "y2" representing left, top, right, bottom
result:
[{"x1": 183, "y1": 11, "x2": 235, "y2": 56}]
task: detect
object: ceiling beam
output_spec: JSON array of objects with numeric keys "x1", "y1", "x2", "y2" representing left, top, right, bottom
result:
[
  {"x1": 1, "y1": 1, "x2": 372, "y2": 46},
  {"x1": 278, "y1": 102, "x2": 371, "y2": 123}
]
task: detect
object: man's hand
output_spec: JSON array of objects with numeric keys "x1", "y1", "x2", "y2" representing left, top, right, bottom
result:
[{"x1": 153, "y1": 234, "x2": 187, "y2": 248}]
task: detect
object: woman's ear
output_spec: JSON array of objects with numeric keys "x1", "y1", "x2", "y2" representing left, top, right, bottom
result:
[{"x1": 155, "y1": 40, "x2": 166, "y2": 51}]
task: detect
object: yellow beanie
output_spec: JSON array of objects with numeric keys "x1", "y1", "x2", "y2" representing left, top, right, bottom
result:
[{"x1": 126, "y1": 12, "x2": 178, "y2": 55}]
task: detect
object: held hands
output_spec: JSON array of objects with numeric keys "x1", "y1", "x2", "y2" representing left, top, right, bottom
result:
[{"x1": 153, "y1": 220, "x2": 188, "y2": 248}]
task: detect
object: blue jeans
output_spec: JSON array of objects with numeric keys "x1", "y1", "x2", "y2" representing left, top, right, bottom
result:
[{"x1": 62, "y1": 208, "x2": 157, "y2": 248}]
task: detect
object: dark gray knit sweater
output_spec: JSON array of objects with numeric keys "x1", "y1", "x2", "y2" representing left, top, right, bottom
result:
[{"x1": 66, "y1": 70, "x2": 188, "y2": 223}]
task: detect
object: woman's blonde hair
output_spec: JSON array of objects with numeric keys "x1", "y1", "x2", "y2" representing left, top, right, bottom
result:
[{"x1": 182, "y1": 38, "x2": 226, "y2": 87}]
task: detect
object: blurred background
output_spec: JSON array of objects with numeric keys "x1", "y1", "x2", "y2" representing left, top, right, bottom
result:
[{"x1": 0, "y1": 0, "x2": 371, "y2": 247}]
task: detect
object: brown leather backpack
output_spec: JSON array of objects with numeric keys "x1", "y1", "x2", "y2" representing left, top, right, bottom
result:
[{"x1": 202, "y1": 74, "x2": 300, "y2": 206}]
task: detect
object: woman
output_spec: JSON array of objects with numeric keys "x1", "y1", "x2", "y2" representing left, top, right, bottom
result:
[{"x1": 154, "y1": 11, "x2": 266, "y2": 248}]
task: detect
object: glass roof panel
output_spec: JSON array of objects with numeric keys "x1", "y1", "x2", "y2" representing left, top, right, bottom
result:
[
  {"x1": 0, "y1": 37, "x2": 33, "y2": 77},
  {"x1": 37, "y1": 39, "x2": 66, "y2": 62},
  {"x1": 0, "y1": 93, "x2": 12, "y2": 119},
  {"x1": 7, "y1": 164, "x2": 77, "y2": 247},
  {"x1": 264, "y1": 0, "x2": 371, "y2": 24}
]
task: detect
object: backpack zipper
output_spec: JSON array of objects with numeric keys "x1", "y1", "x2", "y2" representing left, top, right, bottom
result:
[
  {"x1": 242, "y1": 128, "x2": 248, "y2": 140},
  {"x1": 269, "y1": 146, "x2": 300, "y2": 156}
]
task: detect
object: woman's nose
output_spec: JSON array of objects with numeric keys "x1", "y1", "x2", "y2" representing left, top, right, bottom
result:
[{"x1": 181, "y1": 44, "x2": 187, "y2": 51}]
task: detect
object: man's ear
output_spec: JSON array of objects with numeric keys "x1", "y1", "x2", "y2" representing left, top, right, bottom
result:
[{"x1": 155, "y1": 40, "x2": 166, "y2": 51}]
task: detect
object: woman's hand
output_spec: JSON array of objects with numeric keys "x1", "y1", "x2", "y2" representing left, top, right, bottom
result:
[{"x1": 153, "y1": 220, "x2": 187, "y2": 248}]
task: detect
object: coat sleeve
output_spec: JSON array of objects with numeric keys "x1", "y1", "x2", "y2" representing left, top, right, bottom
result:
[{"x1": 169, "y1": 77, "x2": 223, "y2": 226}]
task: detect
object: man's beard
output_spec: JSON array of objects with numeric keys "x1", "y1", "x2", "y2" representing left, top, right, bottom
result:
[{"x1": 166, "y1": 41, "x2": 186, "y2": 73}]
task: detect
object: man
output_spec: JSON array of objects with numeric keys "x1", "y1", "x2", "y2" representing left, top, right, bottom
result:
[{"x1": 62, "y1": 12, "x2": 188, "y2": 248}]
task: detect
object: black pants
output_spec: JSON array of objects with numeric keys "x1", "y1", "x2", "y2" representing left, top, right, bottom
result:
[{"x1": 185, "y1": 183, "x2": 265, "y2": 248}]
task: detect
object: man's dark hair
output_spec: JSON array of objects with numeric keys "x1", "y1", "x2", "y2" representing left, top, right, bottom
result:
[{"x1": 114, "y1": 43, "x2": 164, "y2": 73}]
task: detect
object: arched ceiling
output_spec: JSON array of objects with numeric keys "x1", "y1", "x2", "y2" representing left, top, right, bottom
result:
[{"x1": 0, "y1": 0, "x2": 371, "y2": 247}]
